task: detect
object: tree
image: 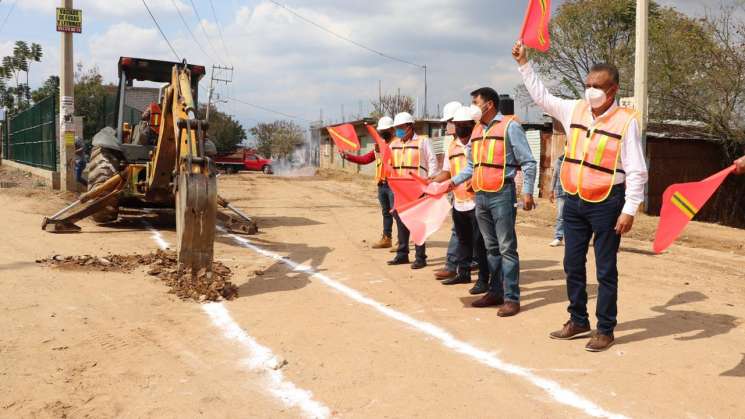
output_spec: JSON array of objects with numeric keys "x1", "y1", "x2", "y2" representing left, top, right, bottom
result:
[
  {"x1": 200, "y1": 104, "x2": 247, "y2": 154},
  {"x1": 250, "y1": 120, "x2": 305, "y2": 159},
  {"x1": 31, "y1": 75, "x2": 59, "y2": 103},
  {"x1": 74, "y1": 64, "x2": 109, "y2": 140},
  {"x1": 0, "y1": 41, "x2": 43, "y2": 115},
  {"x1": 370, "y1": 92, "x2": 415, "y2": 119}
]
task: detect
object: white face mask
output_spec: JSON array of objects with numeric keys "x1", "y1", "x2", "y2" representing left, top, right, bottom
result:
[
  {"x1": 469, "y1": 104, "x2": 483, "y2": 122},
  {"x1": 585, "y1": 87, "x2": 607, "y2": 109}
]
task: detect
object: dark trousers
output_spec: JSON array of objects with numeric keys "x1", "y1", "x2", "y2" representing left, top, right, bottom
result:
[
  {"x1": 75, "y1": 158, "x2": 88, "y2": 186},
  {"x1": 563, "y1": 185, "x2": 625, "y2": 335},
  {"x1": 452, "y1": 208, "x2": 489, "y2": 283},
  {"x1": 393, "y1": 212, "x2": 426, "y2": 262},
  {"x1": 377, "y1": 183, "x2": 395, "y2": 237}
]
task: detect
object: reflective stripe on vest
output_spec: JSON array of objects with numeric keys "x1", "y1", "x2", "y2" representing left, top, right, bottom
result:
[
  {"x1": 560, "y1": 101, "x2": 638, "y2": 203},
  {"x1": 391, "y1": 136, "x2": 424, "y2": 176},
  {"x1": 448, "y1": 140, "x2": 473, "y2": 202},
  {"x1": 374, "y1": 150, "x2": 386, "y2": 182},
  {"x1": 470, "y1": 116, "x2": 514, "y2": 192}
]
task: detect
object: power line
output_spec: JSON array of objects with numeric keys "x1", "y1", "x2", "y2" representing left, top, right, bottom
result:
[
  {"x1": 225, "y1": 96, "x2": 307, "y2": 122},
  {"x1": 208, "y1": 0, "x2": 232, "y2": 66},
  {"x1": 169, "y1": 0, "x2": 217, "y2": 64},
  {"x1": 0, "y1": 0, "x2": 16, "y2": 37},
  {"x1": 267, "y1": 0, "x2": 423, "y2": 70},
  {"x1": 188, "y1": 0, "x2": 225, "y2": 64},
  {"x1": 142, "y1": 0, "x2": 180, "y2": 61}
]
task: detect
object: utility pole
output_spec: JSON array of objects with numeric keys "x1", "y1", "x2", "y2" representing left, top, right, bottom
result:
[
  {"x1": 634, "y1": 0, "x2": 648, "y2": 131},
  {"x1": 634, "y1": 0, "x2": 649, "y2": 209},
  {"x1": 423, "y1": 65, "x2": 428, "y2": 119},
  {"x1": 206, "y1": 64, "x2": 234, "y2": 122},
  {"x1": 58, "y1": 0, "x2": 78, "y2": 192}
]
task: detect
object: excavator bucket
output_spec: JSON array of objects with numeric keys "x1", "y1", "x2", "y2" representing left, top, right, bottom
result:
[{"x1": 175, "y1": 171, "x2": 217, "y2": 273}]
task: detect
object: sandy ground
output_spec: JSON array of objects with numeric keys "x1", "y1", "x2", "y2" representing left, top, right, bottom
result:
[{"x1": 1, "y1": 165, "x2": 744, "y2": 418}]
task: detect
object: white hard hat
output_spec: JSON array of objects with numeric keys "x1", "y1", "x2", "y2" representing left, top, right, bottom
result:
[
  {"x1": 469, "y1": 104, "x2": 483, "y2": 122},
  {"x1": 393, "y1": 112, "x2": 415, "y2": 127},
  {"x1": 452, "y1": 105, "x2": 475, "y2": 123},
  {"x1": 377, "y1": 116, "x2": 394, "y2": 130},
  {"x1": 440, "y1": 101, "x2": 462, "y2": 122}
]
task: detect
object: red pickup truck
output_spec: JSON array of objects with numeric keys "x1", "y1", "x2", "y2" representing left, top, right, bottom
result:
[{"x1": 215, "y1": 149, "x2": 273, "y2": 174}]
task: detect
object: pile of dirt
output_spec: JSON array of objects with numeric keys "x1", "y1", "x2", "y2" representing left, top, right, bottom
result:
[{"x1": 40, "y1": 250, "x2": 238, "y2": 302}]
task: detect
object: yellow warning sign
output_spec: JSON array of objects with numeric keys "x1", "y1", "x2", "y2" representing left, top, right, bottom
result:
[{"x1": 56, "y1": 8, "x2": 82, "y2": 33}]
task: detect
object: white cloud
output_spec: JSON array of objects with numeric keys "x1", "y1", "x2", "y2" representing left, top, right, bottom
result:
[{"x1": 16, "y1": 0, "x2": 191, "y2": 19}]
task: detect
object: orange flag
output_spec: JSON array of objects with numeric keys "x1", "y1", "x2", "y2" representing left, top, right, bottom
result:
[
  {"x1": 387, "y1": 176, "x2": 424, "y2": 212},
  {"x1": 520, "y1": 0, "x2": 551, "y2": 52},
  {"x1": 327, "y1": 123, "x2": 361, "y2": 153},
  {"x1": 398, "y1": 195, "x2": 452, "y2": 246},
  {"x1": 653, "y1": 165, "x2": 735, "y2": 254},
  {"x1": 365, "y1": 124, "x2": 392, "y2": 177}
]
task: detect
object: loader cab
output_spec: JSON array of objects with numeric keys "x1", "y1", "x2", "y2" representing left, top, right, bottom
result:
[
  {"x1": 114, "y1": 57, "x2": 205, "y2": 157},
  {"x1": 115, "y1": 56, "x2": 205, "y2": 135}
]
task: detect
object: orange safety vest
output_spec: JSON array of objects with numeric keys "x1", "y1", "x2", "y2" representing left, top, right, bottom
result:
[
  {"x1": 374, "y1": 147, "x2": 388, "y2": 182},
  {"x1": 448, "y1": 139, "x2": 474, "y2": 203},
  {"x1": 471, "y1": 116, "x2": 516, "y2": 192},
  {"x1": 560, "y1": 101, "x2": 637, "y2": 203},
  {"x1": 390, "y1": 136, "x2": 425, "y2": 177}
]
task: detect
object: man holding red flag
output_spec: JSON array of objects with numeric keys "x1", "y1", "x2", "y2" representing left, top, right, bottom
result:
[
  {"x1": 340, "y1": 116, "x2": 396, "y2": 249},
  {"x1": 388, "y1": 112, "x2": 439, "y2": 269},
  {"x1": 514, "y1": 41, "x2": 648, "y2": 352}
]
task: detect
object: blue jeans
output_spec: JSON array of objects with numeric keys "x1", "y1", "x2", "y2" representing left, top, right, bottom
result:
[
  {"x1": 75, "y1": 158, "x2": 88, "y2": 186},
  {"x1": 445, "y1": 224, "x2": 459, "y2": 271},
  {"x1": 563, "y1": 185, "x2": 624, "y2": 335},
  {"x1": 377, "y1": 183, "x2": 395, "y2": 237},
  {"x1": 554, "y1": 196, "x2": 566, "y2": 240},
  {"x1": 475, "y1": 183, "x2": 519, "y2": 302}
]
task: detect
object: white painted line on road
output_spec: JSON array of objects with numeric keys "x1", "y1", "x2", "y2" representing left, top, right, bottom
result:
[
  {"x1": 203, "y1": 303, "x2": 331, "y2": 419},
  {"x1": 144, "y1": 226, "x2": 330, "y2": 419},
  {"x1": 224, "y1": 232, "x2": 627, "y2": 419}
]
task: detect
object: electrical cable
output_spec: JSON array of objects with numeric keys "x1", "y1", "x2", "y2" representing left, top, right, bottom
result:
[{"x1": 141, "y1": 0, "x2": 180, "y2": 61}]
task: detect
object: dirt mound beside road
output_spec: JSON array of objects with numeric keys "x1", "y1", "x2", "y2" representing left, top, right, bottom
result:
[{"x1": 40, "y1": 250, "x2": 238, "y2": 302}]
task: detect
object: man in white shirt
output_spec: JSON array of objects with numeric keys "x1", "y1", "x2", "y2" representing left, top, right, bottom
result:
[
  {"x1": 387, "y1": 112, "x2": 439, "y2": 270},
  {"x1": 513, "y1": 41, "x2": 649, "y2": 352},
  {"x1": 430, "y1": 105, "x2": 490, "y2": 293}
]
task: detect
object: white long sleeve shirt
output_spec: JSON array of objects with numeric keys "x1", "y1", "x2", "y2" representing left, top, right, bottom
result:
[
  {"x1": 409, "y1": 133, "x2": 439, "y2": 178},
  {"x1": 519, "y1": 62, "x2": 648, "y2": 216}
]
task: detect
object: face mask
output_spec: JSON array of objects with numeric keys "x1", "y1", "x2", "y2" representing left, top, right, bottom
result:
[
  {"x1": 585, "y1": 87, "x2": 607, "y2": 109},
  {"x1": 470, "y1": 104, "x2": 483, "y2": 122},
  {"x1": 395, "y1": 128, "x2": 407, "y2": 139},
  {"x1": 380, "y1": 131, "x2": 393, "y2": 141},
  {"x1": 455, "y1": 126, "x2": 473, "y2": 140}
]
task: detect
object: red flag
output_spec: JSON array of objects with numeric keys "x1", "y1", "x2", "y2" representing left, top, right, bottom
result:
[
  {"x1": 653, "y1": 165, "x2": 735, "y2": 254},
  {"x1": 327, "y1": 123, "x2": 361, "y2": 153},
  {"x1": 520, "y1": 0, "x2": 551, "y2": 52},
  {"x1": 365, "y1": 124, "x2": 392, "y2": 177},
  {"x1": 398, "y1": 195, "x2": 452, "y2": 246},
  {"x1": 387, "y1": 176, "x2": 424, "y2": 212}
]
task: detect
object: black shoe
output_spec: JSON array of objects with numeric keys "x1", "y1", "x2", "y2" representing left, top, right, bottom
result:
[
  {"x1": 442, "y1": 275, "x2": 471, "y2": 285},
  {"x1": 411, "y1": 259, "x2": 427, "y2": 270},
  {"x1": 469, "y1": 281, "x2": 489, "y2": 295},
  {"x1": 387, "y1": 257, "x2": 410, "y2": 266}
]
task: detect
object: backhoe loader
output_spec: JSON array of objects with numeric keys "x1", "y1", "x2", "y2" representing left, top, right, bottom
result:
[{"x1": 42, "y1": 57, "x2": 256, "y2": 273}]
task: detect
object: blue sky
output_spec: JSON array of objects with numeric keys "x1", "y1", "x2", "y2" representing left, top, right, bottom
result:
[{"x1": 0, "y1": 0, "x2": 728, "y2": 131}]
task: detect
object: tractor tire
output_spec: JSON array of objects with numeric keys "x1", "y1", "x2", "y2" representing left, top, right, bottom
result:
[{"x1": 87, "y1": 146, "x2": 122, "y2": 223}]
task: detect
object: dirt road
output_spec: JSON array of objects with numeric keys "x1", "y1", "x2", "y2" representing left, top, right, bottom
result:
[{"x1": 1, "y1": 167, "x2": 744, "y2": 418}]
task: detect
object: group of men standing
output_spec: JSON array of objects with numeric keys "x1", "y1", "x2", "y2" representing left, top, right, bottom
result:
[{"x1": 341, "y1": 41, "x2": 745, "y2": 352}]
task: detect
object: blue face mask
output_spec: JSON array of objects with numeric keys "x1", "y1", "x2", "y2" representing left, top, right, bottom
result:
[{"x1": 395, "y1": 128, "x2": 407, "y2": 138}]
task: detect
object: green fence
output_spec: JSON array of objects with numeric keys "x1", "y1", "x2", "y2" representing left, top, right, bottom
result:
[{"x1": 6, "y1": 95, "x2": 57, "y2": 171}]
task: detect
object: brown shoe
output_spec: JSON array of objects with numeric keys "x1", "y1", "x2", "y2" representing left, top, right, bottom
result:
[
  {"x1": 471, "y1": 293, "x2": 504, "y2": 308},
  {"x1": 371, "y1": 235, "x2": 392, "y2": 249},
  {"x1": 497, "y1": 301, "x2": 520, "y2": 317},
  {"x1": 389, "y1": 242, "x2": 399, "y2": 253},
  {"x1": 585, "y1": 332, "x2": 615, "y2": 352},
  {"x1": 549, "y1": 321, "x2": 592, "y2": 340},
  {"x1": 434, "y1": 269, "x2": 457, "y2": 280}
]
